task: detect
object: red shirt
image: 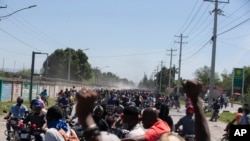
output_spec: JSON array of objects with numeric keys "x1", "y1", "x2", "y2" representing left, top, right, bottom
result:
[{"x1": 144, "y1": 119, "x2": 171, "y2": 141}]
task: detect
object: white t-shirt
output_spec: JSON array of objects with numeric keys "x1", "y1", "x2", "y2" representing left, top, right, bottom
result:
[
  {"x1": 125, "y1": 123, "x2": 145, "y2": 138},
  {"x1": 45, "y1": 128, "x2": 66, "y2": 141}
]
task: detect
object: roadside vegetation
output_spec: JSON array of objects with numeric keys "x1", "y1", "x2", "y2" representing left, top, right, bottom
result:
[{"x1": 0, "y1": 98, "x2": 57, "y2": 116}]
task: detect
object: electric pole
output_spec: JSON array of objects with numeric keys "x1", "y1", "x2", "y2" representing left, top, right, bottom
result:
[
  {"x1": 175, "y1": 34, "x2": 188, "y2": 96},
  {"x1": 159, "y1": 61, "x2": 165, "y2": 93},
  {"x1": 167, "y1": 48, "x2": 177, "y2": 88},
  {"x1": 204, "y1": 0, "x2": 229, "y2": 108}
]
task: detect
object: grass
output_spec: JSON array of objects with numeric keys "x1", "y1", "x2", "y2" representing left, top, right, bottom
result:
[
  {"x1": 0, "y1": 98, "x2": 57, "y2": 116},
  {"x1": 205, "y1": 110, "x2": 235, "y2": 123}
]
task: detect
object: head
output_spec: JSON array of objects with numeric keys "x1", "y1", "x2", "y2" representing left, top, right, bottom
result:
[
  {"x1": 17, "y1": 96, "x2": 24, "y2": 105},
  {"x1": 159, "y1": 103, "x2": 169, "y2": 119},
  {"x1": 46, "y1": 105, "x2": 63, "y2": 122},
  {"x1": 238, "y1": 107, "x2": 243, "y2": 113},
  {"x1": 123, "y1": 106, "x2": 140, "y2": 129},
  {"x1": 32, "y1": 100, "x2": 42, "y2": 113},
  {"x1": 93, "y1": 105, "x2": 104, "y2": 118},
  {"x1": 186, "y1": 105, "x2": 194, "y2": 115},
  {"x1": 36, "y1": 95, "x2": 41, "y2": 100},
  {"x1": 159, "y1": 133, "x2": 185, "y2": 141},
  {"x1": 141, "y1": 107, "x2": 158, "y2": 129}
]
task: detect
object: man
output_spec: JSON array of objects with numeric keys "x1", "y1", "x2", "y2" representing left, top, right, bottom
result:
[
  {"x1": 231, "y1": 107, "x2": 243, "y2": 125},
  {"x1": 122, "y1": 107, "x2": 171, "y2": 141},
  {"x1": 23, "y1": 100, "x2": 46, "y2": 141},
  {"x1": 175, "y1": 105, "x2": 195, "y2": 137},
  {"x1": 182, "y1": 79, "x2": 211, "y2": 141},
  {"x1": 209, "y1": 99, "x2": 220, "y2": 122},
  {"x1": 4, "y1": 96, "x2": 29, "y2": 140},
  {"x1": 45, "y1": 105, "x2": 79, "y2": 141},
  {"x1": 239, "y1": 107, "x2": 250, "y2": 125},
  {"x1": 122, "y1": 106, "x2": 145, "y2": 138}
]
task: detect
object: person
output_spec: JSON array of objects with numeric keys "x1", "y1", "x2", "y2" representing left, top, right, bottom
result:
[
  {"x1": 76, "y1": 87, "x2": 121, "y2": 141},
  {"x1": 122, "y1": 106, "x2": 145, "y2": 138},
  {"x1": 92, "y1": 105, "x2": 110, "y2": 132},
  {"x1": 239, "y1": 108, "x2": 250, "y2": 125},
  {"x1": 44, "y1": 105, "x2": 79, "y2": 141},
  {"x1": 158, "y1": 103, "x2": 174, "y2": 131},
  {"x1": 36, "y1": 95, "x2": 46, "y2": 109},
  {"x1": 4, "y1": 96, "x2": 29, "y2": 140},
  {"x1": 121, "y1": 107, "x2": 171, "y2": 141},
  {"x1": 209, "y1": 99, "x2": 220, "y2": 122},
  {"x1": 230, "y1": 107, "x2": 243, "y2": 125},
  {"x1": 175, "y1": 105, "x2": 195, "y2": 137},
  {"x1": 23, "y1": 100, "x2": 46, "y2": 141},
  {"x1": 159, "y1": 133, "x2": 185, "y2": 141},
  {"x1": 182, "y1": 79, "x2": 211, "y2": 141},
  {"x1": 230, "y1": 96, "x2": 234, "y2": 108},
  {"x1": 40, "y1": 89, "x2": 48, "y2": 106}
]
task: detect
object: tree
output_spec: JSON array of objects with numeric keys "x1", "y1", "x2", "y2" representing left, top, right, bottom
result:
[
  {"x1": 194, "y1": 65, "x2": 220, "y2": 86},
  {"x1": 218, "y1": 69, "x2": 232, "y2": 95},
  {"x1": 42, "y1": 48, "x2": 92, "y2": 81}
]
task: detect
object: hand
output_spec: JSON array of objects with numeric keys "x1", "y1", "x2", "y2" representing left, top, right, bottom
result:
[
  {"x1": 76, "y1": 87, "x2": 98, "y2": 117},
  {"x1": 182, "y1": 80, "x2": 202, "y2": 100}
]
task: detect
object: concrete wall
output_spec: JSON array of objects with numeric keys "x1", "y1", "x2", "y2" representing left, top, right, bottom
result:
[{"x1": 0, "y1": 77, "x2": 86, "y2": 102}]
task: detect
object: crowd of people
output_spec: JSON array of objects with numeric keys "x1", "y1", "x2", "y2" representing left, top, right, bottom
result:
[{"x1": 4, "y1": 79, "x2": 250, "y2": 141}]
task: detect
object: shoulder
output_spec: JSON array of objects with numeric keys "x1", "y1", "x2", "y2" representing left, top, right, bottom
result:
[
  {"x1": 45, "y1": 128, "x2": 64, "y2": 141},
  {"x1": 100, "y1": 131, "x2": 120, "y2": 141}
]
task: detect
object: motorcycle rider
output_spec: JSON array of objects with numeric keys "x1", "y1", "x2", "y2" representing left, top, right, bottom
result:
[
  {"x1": 40, "y1": 89, "x2": 48, "y2": 106},
  {"x1": 209, "y1": 99, "x2": 221, "y2": 122},
  {"x1": 23, "y1": 100, "x2": 46, "y2": 141},
  {"x1": 175, "y1": 105, "x2": 195, "y2": 138},
  {"x1": 4, "y1": 96, "x2": 29, "y2": 140}
]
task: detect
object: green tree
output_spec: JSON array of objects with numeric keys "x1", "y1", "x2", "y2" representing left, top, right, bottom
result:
[
  {"x1": 42, "y1": 48, "x2": 92, "y2": 81},
  {"x1": 194, "y1": 65, "x2": 220, "y2": 86},
  {"x1": 218, "y1": 69, "x2": 232, "y2": 95}
]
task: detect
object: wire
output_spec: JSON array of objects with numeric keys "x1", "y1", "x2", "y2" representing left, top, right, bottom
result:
[
  {"x1": 89, "y1": 51, "x2": 166, "y2": 58},
  {"x1": 218, "y1": 17, "x2": 250, "y2": 36},
  {"x1": 0, "y1": 28, "x2": 41, "y2": 51}
]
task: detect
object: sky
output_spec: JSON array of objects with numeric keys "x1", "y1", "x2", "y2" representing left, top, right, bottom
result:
[{"x1": 0, "y1": 0, "x2": 249, "y2": 85}]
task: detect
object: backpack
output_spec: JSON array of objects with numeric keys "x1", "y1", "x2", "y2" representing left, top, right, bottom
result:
[{"x1": 58, "y1": 129, "x2": 80, "y2": 141}]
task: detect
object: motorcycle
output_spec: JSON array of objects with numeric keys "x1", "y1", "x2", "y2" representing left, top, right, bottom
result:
[
  {"x1": 221, "y1": 121, "x2": 232, "y2": 141},
  {"x1": 4, "y1": 117, "x2": 23, "y2": 141},
  {"x1": 67, "y1": 119, "x2": 84, "y2": 141},
  {"x1": 175, "y1": 129, "x2": 196, "y2": 141}
]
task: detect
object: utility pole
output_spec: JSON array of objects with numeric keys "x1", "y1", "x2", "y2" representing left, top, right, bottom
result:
[
  {"x1": 167, "y1": 48, "x2": 177, "y2": 88},
  {"x1": 2, "y1": 58, "x2": 4, "y2": 77},
  {"x1": 159, "y1": 61, "x2": 165, "y2": 93},
  {"x1": 175, "y1": 34, "x2": 187, "y2": 96},
  {"x1": 68, "y1": 50, "x2": 71, "y2": 81},
  {"x1": 204, "y1": 0, "x2": 229, "y2": 108},
  {"x1": 156, "y1": 66, "x2": 159, "y2": 93}
]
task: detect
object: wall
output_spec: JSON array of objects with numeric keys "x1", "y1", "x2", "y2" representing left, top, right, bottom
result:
[{"x1": 0, "y1": 77, "x2": 86, "y2": 102}]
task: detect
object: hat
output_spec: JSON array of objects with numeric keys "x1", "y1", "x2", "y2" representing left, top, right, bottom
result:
[
  {"x1": 186, "y1": 105, "x2": 194, "y2": 115},
  {"x1": 46, "y1": 105, "x2": 63, "y2": 120}
]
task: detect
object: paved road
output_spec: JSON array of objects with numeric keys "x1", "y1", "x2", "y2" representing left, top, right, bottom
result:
[
  {"x1": 0, "y1": 103, "x2": 242, "y2": 141},
  {"x1": 170, "y1": 103, "x2": 242, "y2": 141}
]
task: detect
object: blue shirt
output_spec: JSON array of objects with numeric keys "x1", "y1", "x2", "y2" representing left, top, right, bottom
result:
[{"x1": 10, "y1": 104, "x2": 28, "y2": 118}]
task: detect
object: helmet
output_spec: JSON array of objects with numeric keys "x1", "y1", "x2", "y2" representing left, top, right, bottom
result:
[
  {"x1": 17, "y1": 96, "x2": 24, "y2": 104},
  {"x1": 33, "y1": 100, "x2": 42, "y2": 108},
  {"x1": 186, "y1": 105, "x2": 194, "y2": 115}
]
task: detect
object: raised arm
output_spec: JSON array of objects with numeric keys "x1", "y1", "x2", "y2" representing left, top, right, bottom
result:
[{"x1": 182, "y1": 80, "x2": 211, "y2": 141}]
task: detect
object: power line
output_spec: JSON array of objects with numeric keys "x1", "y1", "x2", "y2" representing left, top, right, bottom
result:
[
  {"x1": 218, "y1": 17, "x2": 250, "y2": 36},
  {"x1": 0, "y1": 28, "x2": 41, "y2": 51}
]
